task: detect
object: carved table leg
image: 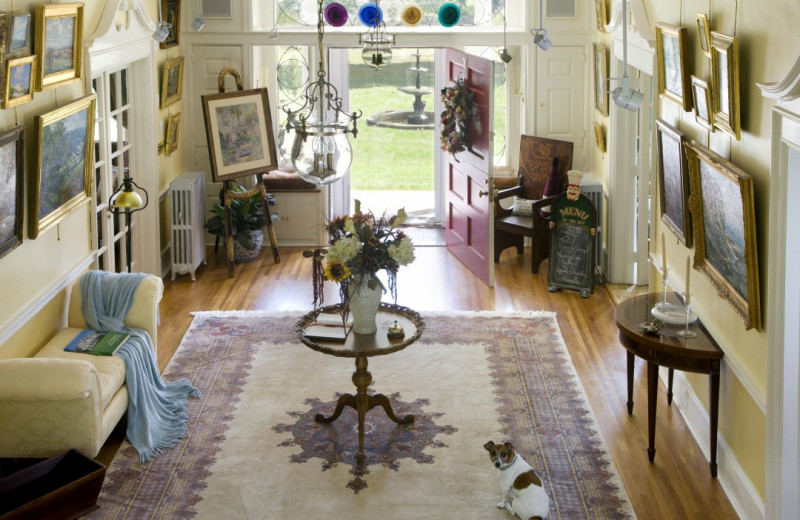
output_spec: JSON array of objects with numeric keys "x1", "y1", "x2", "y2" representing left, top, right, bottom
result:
[
  {"x1": 314, "y1": 356, "x2": 414, "y2": 463},
  {"x1": 647, "y1": 361, "x2": 658, "y2": 463},
  {"x1": 627, "y1": 351, "x2": 635, "y2": 415}
]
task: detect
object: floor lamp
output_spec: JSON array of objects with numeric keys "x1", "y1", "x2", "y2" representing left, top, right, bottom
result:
[{"x1": 109, "y1": 176, "x2": 149, "y2": 273}]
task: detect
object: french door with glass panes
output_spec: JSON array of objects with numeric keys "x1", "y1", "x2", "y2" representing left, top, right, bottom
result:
[{"x1": 92, "y1": 67, "x2": 136, "y2": 273}]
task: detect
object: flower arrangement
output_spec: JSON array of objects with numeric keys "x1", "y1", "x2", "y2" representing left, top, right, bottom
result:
[
  {"x1": 305, "y1": 200, "x2": 415, "y2": 309},
  {"x1": 440, "y1": 77, "x2": 473, "y2": 160}
]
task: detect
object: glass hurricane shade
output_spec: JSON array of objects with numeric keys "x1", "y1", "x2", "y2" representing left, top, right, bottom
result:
[
  {"x1": 361, "y1": 31, "x2": 393, "y2": 69},
  {"x1": 287, "y1": 122, "x2": 353, "y2": 186}
]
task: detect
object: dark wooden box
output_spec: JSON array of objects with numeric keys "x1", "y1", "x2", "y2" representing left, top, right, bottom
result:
[{"x1": 0, "y1": 450, "x2": 106, "y2": 520}]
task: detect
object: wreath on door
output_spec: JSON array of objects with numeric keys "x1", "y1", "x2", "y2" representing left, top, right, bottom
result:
[{"x1": 440, "y1": 78, "x2": 473, "y2": 161}]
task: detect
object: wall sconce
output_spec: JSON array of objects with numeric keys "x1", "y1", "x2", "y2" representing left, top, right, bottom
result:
[
  {"x1": 191, "y1": 0, "x2": 205, "y2": 31},
  {"x1": 531, "y1": 0, "x2": 552, "y2": 51},
  {"x1": 607, "y1": 0, "x2": 643, "y2": 111},
  {"x1": 153, "y1": 4, "x2": 171, "y2": 42},
  {"x1": 109, "y1": 176, "x2": 149, "y2": 273}
]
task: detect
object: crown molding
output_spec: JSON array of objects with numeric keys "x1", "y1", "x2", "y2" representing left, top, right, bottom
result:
[{"x1": 758, "y1": 55, "x2": 800, "y2": 100}]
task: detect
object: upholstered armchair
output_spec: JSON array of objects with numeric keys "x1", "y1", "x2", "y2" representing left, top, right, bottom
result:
[{"x1": 494, "y1": 136, "x2": 573, "y2": 273}]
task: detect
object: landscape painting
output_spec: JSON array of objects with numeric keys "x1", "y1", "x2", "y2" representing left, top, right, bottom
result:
[
  {"x1": 34, "y1": 4, "x2": 83, "y2": 90},
  {"x1": 201, "y1": 88, "x2": 278, "y2": 182},
  {"x1": 3, "y1": 55, "x2": 36, "y2": 108},
  {"x1": 0, "y1": 127, "x2": 23, "y2": 259},
  {"x1": 8, "y1": 13, "x2": 31, "y2": 53},
  {"x1": 30, "y1": 95, "x2": 95, "y2": 238},
  {"x1": 685, "y1": 140, "x2": 761, "y2": 330}
]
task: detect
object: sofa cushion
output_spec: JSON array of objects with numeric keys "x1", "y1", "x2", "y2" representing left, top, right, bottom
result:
[{"x1": 34, "y1": 328, "x2": 126, "y2": 412}]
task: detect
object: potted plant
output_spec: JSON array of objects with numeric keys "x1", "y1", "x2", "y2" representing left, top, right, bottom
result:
[{"x1": 205, "y1": 185, "x2": 267, "y2": 262}]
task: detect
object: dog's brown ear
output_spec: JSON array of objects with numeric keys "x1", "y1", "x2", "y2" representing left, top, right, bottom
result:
[
  {"x1": 504, "y1": 441, "x2": 514, "y2": 451},
  {"x1": 483, "y1": 441, "x2": 495, "y2": 451}
]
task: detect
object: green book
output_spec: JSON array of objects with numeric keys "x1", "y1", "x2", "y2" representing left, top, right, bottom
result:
[{"x1": 64, "y1": 329, "x2": 130, "y2": 356}]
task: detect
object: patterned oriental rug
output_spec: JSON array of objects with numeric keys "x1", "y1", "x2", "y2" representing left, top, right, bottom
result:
[{"x1": 89, "y1": 311, "x2": 636, "y2": 520}]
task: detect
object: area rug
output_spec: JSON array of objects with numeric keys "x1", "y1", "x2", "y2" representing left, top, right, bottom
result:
[{"x1": 89, "y1": 311, "x2": 636, "y2": 520}]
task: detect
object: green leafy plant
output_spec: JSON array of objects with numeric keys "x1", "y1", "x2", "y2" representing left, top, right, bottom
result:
[{"x1": 204, "y1": 185, "x2": 267, "y2": 250}]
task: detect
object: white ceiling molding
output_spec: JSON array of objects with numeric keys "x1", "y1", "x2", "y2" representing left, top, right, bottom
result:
[
  {"x1": 603, "y1": 0, "x2": 655, "y2": 46},
  {"x1": 758, "y1": 55, "x2": 800, "y2": 100},
  {"x1": 86, "y1": 0, "x2": 156, "y2": 48}
]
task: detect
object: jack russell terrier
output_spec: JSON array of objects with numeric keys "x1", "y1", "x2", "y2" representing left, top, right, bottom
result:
[{"x1": 484, "y1": 441, "x2": 550, "y2": 520}]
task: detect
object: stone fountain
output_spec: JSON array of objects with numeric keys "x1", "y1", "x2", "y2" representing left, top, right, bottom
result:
[{"x1": 367, "y1": 50, "x2": 435, "y2": 130}]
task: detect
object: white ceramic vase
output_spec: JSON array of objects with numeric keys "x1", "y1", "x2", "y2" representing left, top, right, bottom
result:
[{"x1": 348, "y1": 275, "x2": 382, "y2": 334}]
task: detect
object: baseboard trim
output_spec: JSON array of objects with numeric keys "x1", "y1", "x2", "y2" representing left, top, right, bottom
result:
[
  {"x1": 665, "y1": 369, "x2": 765, "y2": 520},
  {"x1": 0, "y1": 257, "x2": 92, "y2": 346}
]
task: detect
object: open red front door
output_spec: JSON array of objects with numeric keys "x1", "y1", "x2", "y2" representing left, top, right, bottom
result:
[{"x1": 442, "y1": 49, "x2": 495, "y2": 286}]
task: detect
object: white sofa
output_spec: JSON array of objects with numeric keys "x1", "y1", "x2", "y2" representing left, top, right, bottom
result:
[{"x1": 0, "y1": 275, "x2": 163, "y2": 459}]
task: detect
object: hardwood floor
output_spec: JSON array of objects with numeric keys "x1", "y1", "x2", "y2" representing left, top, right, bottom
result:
[{"x1": 157, "y1": 244, "x2": 739, "y2": 519}]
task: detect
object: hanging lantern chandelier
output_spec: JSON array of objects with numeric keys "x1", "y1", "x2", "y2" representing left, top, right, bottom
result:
[
  {"x1": 281, "y1": 0, "x2": 362, "y2": 186},
  {"x1": 358, "y1": 2, "x2": 395, "y2": 70}
]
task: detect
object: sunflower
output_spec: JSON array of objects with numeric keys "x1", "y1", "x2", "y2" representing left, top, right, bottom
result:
[{"x1": 324, "y1": 260, "x2": 351, "y2": 283}]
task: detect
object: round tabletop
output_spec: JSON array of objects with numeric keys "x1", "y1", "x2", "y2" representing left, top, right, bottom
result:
[
  {"x1": 297, "y1": 302, "x2": 425, "y2": 358},
  {"x1": 614, "y1": 292, "x2": 722, "y2": 360}
]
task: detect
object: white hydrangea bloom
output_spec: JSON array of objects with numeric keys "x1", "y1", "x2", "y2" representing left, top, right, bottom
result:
[
  {"x1": 388, "y1": 237, "x2": 415, "y2": 266},
  {"x1": 326, "y1": 235, "x2": 362, "y2": 263}
]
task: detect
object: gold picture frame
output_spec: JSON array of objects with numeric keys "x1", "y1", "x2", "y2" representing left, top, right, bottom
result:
[
  {"x1": 684, "y1": 140, "x2": 761, "y2": 330},
  {"x1": 710, "y1": 32, "x2": 741, "y2": 139},
  {"x1": 656, "y1": 23, "x2": 693, "y2": 112},
  {"x1": 166, "y1": 112, "x2": 181, "y2": 156},
  {"x1": 3, "y1": 55, "x2": 36, "y2": 109},
  {"x1": 160, "y1": 56, "x2": 184, "y2": 109},
  {"x1": 593, "y1": 42, "x2": 608, "y2": 116},
  {"x1": 595, "y1": 0, "x2": 607, "y2": 32},
  {"x1": 33, "y1": 3, "x2": 83, "y2": 91},
  {"x1": 691, "y1": 75, "x2": 714, "y2": 131},
  {"x1": 160, "y1": 0, "x2": 181, "y2": 49},
  {"x1": 30, "y1": 95, "x2": 96, "y2": 239},
  {"x1": 201, "y1": 88, "x2": 279, "y2": 183},
  {"x1": 593, "y1": 122, "x2": 606, "y2": 153},
  {"x1": 656, "y1": 119, "x2": 691, "y2": 246},
  {"x1": 696, "y1": 13, "x2": 712, "y2": 58}
]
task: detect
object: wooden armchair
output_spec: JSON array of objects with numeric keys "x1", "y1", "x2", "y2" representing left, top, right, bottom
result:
[{"x1": 494, "y1": 135, "x2": 573, "y2": 273}]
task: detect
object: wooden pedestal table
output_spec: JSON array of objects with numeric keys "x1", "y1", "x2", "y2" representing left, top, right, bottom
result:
[
  {"x1": 297, "y1": 303, "x2": 425, "y2": 464},
  {"x1": 614, "y1": 292, "x2": 723, "y2": 477}
]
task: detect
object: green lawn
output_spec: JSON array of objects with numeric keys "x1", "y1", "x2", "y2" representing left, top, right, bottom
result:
[{"x1": 349, "y1": 50, "x2": 436, "y2": 191}]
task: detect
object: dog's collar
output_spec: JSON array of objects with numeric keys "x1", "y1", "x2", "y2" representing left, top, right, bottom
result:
[{"x1": 499, "y1": 454, "x2": 519, "y2": 471}]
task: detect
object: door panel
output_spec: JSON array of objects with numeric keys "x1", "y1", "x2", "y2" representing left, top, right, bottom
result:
[
  {"x1": 443, "y1": 49, "x2": 494, "y2": 287},
  {"x1": 536, "y1": 47, "x2": 587, "y2": 170}
]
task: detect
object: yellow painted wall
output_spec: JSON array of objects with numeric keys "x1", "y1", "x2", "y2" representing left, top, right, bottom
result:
[
  {"x1": 0, "y1": 0, "x2": 185, "y2": 356},
  {"x1": 591, "y1": 0, "x2": 800, "y2": 501}
]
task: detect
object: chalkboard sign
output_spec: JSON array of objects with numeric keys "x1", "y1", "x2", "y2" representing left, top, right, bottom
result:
[{"x1": 547, "y1": 193, "x2": 597, "y2": 297}]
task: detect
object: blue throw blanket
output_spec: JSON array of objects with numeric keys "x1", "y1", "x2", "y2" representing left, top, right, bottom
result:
[{"x1": 81, "y1": 270, "x2": 199, "y2": 462}]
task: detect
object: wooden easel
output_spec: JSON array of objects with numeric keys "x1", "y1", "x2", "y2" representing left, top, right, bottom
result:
[{"x1": 216, "y1": 67, "x2": 280, "y2": 278}]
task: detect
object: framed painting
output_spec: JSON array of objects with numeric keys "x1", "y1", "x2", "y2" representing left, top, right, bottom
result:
[
  {"x1": 3, "y1": 55, "x2": 36, "y2": 108},
  {"x1": 655, "y1": 119, "x2": 691, "y2": 246},
  {"x1": 33, "y1": 3, "x2": 83, "y2": 91},
  {"x1": 684, "y1": 140, "x2": 761, "y2": 331},
  {"x1": 201, "y1": 88, "x2": 278, "y2": 183},
  {"x1": 8, "y1": 12, "x2": 31, "y2": 54},
  {"x1": 160, "y1": 56, "x2": 184, "y2": 109},
  {"x1": 710, "y1": 32, "x2": 741, "y2": 139},
  {"x1": 0, "y1": 126, "x2": 24, "y2": 260},
  {"x1": 593, "y1": 42, "x2": 608, "y2": 116},
  {"x1": 691, "y1": 75, "x2": 714, "y2": 131},
  {"x1": 656, "y1": 23, "x2": 692, "y2": 111},
  {"x1": 160, "y1": 0, "x2": 181, "y2": 49},
  {"x1": 595, "y1": 0, "x2": 607, "y2": 32},
  {"x1": 30, "y1": 95, "x2": 95, "y2": 239},
  {"x1": 696, "y1": 13, "x2": 712, "y2": 58},
  {"x1": 166, "y1": 112, "x2": 181, "y2": 156}
]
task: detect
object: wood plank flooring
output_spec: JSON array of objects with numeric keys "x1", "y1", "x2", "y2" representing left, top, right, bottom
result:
[{"x1": 156, "y1": 244, "x2": 739, "y2": 519}]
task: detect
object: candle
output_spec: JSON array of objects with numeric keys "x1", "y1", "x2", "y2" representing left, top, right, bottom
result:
[
  {"x1": 685, "y1": 256, "x2": 692, "y2": 305},
  {"x1": 661, "y1": 233, "x2": 667, "y2": 275}
]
